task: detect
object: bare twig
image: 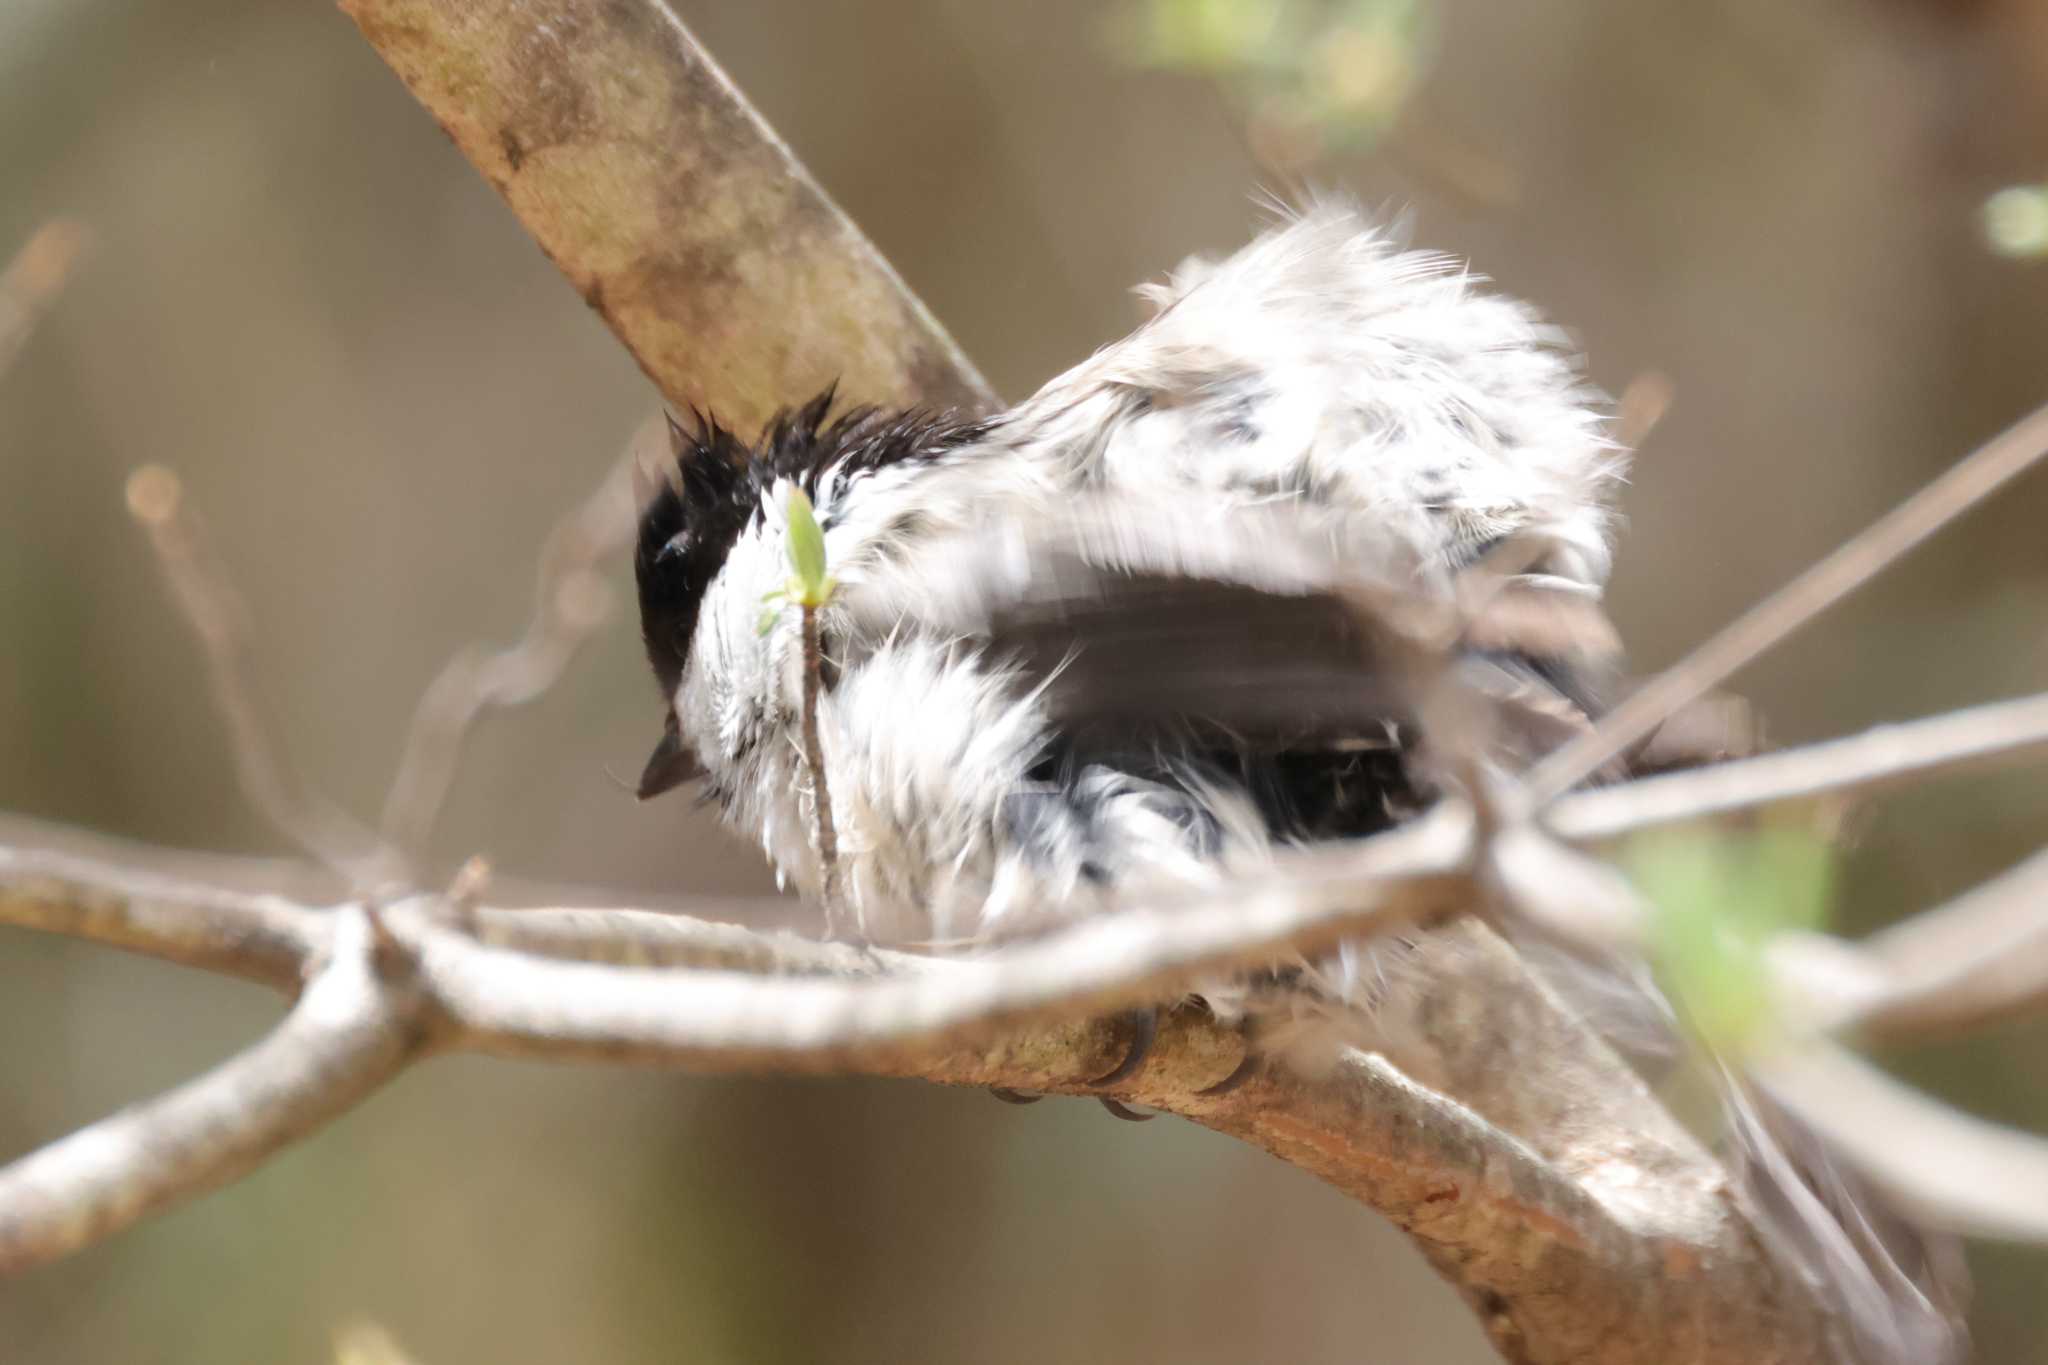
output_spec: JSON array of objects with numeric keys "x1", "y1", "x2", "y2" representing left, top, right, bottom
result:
[
  {"x1": 409, "y1": 866, "x2": 1459, "y2": 1061},
  {"x1": 797, "y1": 601, "x2": 843, "y2": 918},
  {"x1": 1853, "y1": 846, "x2": 2048, "y2": 1043},
  {"x1": 0, "y1": 839, "x2": 326, "y2": 990},
  {"x1": 1754, "y1": 1040, "x2": 2048, "y2": 1242},
  {"x1": 125, "y1": 467, "x2": 403, "y2": 890},
  {"x1": 1611, "y1": 369, "x2": 1676, "y2": 452},
  {"x1": 1528, "y1": 402, "x2": 2048, "y2": 802},
  {"x1": 0, "y1": 910, "x2": 414, "y2": 1274},
  {"x1": 0, "y1": 808, "x2": 1467, "y2": 1052},
  {"x1": 0, "y1": 220, "x2": 89, "y2": 378},
  {"x1": 379, "y1": 432, "x2": 649, "y2": 857},
  {"x1": 1548, "y1": 690, "x2": 2048, "y2": 843}
]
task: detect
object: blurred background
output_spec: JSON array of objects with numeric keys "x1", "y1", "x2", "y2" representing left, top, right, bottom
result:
[{"x1": 4, "y1": 0, "x2": 2047, "y2": 1359}]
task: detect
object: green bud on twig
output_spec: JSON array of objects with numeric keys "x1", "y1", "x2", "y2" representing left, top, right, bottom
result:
[{"x1": 782, "y1": 486, "x2": 837, "y2": 608}]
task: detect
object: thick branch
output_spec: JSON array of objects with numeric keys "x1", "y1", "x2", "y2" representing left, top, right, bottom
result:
[
  {"x1": 0, "y1": 822, "x2": 1843, "y2": 1363},
  {"x1": 0, "y1": 911, "x2": 413, "y2": 1274},
  {"x1": 338, "y1": 0, "x2": 997, "y2": 432}
]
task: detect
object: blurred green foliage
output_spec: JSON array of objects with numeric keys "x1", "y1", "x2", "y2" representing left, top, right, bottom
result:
[
  {"x1": 1107, "y1": 0, "x2": 1434, "y2": 163},
  {"x1": 1624, "y1": 823, "x2": 1836, "y2": 1058},
  {"x1": 1985, "y1": 185, "x2": 2048, "y2": 260}
]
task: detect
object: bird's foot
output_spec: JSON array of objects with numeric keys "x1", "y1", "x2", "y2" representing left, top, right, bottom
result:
[
  {"x1": 982, "y1": 1006, "x2": 1161, "y2": 1118},
  {"x1": 1089, "y1": 1007, "x2": 1158, "y2": 1120},
  {"x1": 1196, "y1": 1007, "x2": 1263, "y2": 1097}
]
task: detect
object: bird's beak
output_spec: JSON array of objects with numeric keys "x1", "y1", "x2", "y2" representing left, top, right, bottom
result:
[{"x1": 637, "y1": 720, "x2": 705, "y2": 801}]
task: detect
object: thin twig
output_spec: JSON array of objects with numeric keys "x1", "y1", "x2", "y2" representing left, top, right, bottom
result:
[
  {"x1": 1754, "y1": 1040, "x2": 2048, "y2": 1241},
  {"x1": 379, "y1": 434, "x2": 649, "y2": 858},
  {"x1": 474, "y1": 905, "x2": 905, "y2": 976},
  {"x1": 1611, "y1": 369, "x2": 1677, "y2": 453},
  {"x1": 125, "y1": 467, "x2": 404, "y2": 890},
  {"x1": 1853, "y1": 846, "x2": 2048, "y2": 1043},
  {"x1": 0, "y1": 910, "x2": 413, "y2": 1274},
  {"x1": 1547, "y1": 690, "x2": 2048, "y2": 844},
  {"x1": 0, "y1": 220, "x2": 89, "y2": 379},
  {"x1": 408, "y1": 808, "x2": 1472, "y2": 1056},
  {"x1": 1527, "y1": 402, "x2": 2048, "y2": 802},
  {"x1": 797, "y1": 601, "x2": 844, "y2": 920}
]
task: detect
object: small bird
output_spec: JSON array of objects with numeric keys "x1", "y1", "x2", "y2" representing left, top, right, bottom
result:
[
  {"x1": 633, "y1": 204, "x2": 1620, "y2": 946},
  {"x1": 631, "y1": 202, "x2": 1969, "y2": 1364}
]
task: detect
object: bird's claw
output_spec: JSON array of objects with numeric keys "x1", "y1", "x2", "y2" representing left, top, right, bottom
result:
[
  {"x1": 1088, "y1": 1007, "x2": 1159, "y2": 1120},
  {"x1": 983, "y1": 1007, "x2": 1162, "y2": 1117},
  {"x1": 1195, "y1": 1049, "x2": 1260, "y2": 1097},
  {"x1": 1087, "y1": 1007, "x2": 1157, "y2": 1087},
  {"x1": 1096, "y1": 1098, "x2": 1156, "y2": 1122}
]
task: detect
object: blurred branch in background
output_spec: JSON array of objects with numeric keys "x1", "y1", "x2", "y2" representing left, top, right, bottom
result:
[
  {"x1": 123, "y1": 467, "x2": 405, "y2": 892},
  {"x1": 378, "y1": 424, "x2": 656, "y2": 864},
  {"x1": 0, "y1": 219, "x2": 87, "y2": 379},
  {"x1": 4, "y1": 2, "x2": 2048, "y2": 1363}
]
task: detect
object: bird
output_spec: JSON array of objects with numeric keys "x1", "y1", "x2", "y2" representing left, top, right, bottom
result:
[
  {"x1": 630, "y1": 201, "x2": 1965, "y2": 1363},
  {"x1": 633, "y1": 203, "x2": 1619, "y2": 946}
]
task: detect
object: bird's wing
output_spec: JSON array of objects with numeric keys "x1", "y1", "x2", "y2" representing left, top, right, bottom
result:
[{"x1": 839, "y1": 492, "x2": 1620, "y2": 776}]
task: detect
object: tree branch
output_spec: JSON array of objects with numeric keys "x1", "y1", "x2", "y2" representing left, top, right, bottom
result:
[
  {"x1": 1548, "y1": 689, "x2": 2048, "y2": 843},
  {"x1": 379, "y1": 435, "x2": 647, "y2": 859},
  {"x1": 337, "y1": 0, "x2": 997, "y2": 432},
  {"x1": 0, "y1": 909, "x2": 414, "y2": 1274},
  {"x1": 1529, "y1": 403, "x2": 2048, "y2": 802},
  {"x1": 0, "y1": 829, "x2": 328, "y2": 990},
  {"x1": 11, "y1": 603, "x2": 2048, "y2": 1358},
  {"x1": 1854, "y1": 846, "x2": 2048, "y2": 1043},
  {"x1": 0, "y1": 835, "x2": 1834, "y2": 1363}
]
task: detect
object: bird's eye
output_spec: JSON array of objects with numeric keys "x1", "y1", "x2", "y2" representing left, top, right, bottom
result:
[{"x1": 655, "y1": 531, "x2": 689, "y2": 564}]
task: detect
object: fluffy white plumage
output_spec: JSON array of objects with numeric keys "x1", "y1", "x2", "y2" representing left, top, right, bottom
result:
[{"x1": 670, "y1": 204, "x2": 1619, "y2": 943}]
